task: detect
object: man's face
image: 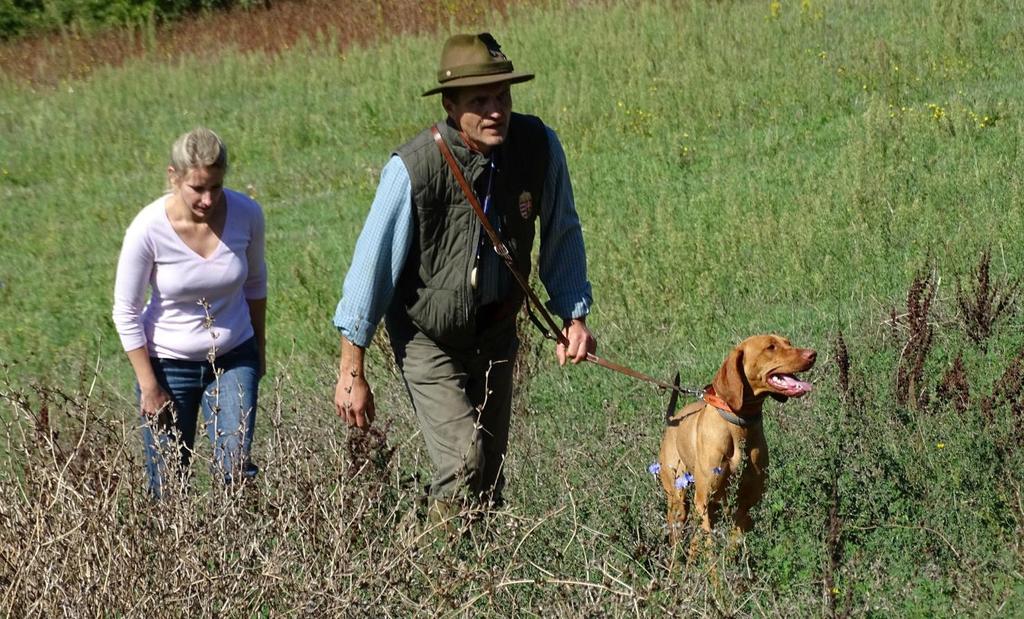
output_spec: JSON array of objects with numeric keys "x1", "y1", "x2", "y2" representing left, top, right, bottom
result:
[{"x1": 443, "y1": 82, "x2": 513, "y2": 155}]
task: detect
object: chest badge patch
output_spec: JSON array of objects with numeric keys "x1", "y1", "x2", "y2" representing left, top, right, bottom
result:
[{"x1": 518, "y1": 191, "x2": 533, "y2": 220}]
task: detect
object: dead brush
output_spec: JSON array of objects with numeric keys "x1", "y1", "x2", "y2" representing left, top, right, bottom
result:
[
  {"x1": 0, "y1": 367, "x2": 836, "y2": 615},
  {"x1": 0, "y1": 378, "x2": 151, "y2": 614},
  {"x1": 345, "y1": 422, "x2": 395, "y2": 479},
  {"x1": 0, "y1": 373, "x2": 420, "y2": 614},
  {"x1": 0, "y1": 368, "x2": 632, "y2": 615},
  {"x1": 3, "y1": 381, "x2": 130, "y2": 502},
  {"x1": 956, "y1": 249, "x2": 1019, "y2": 352},
  {"x1": 343, "y1": 420, "x2": 399, "y2": 525},
  {"x1": 0, "y1": 0, "x2": 548, "y2": 85}
]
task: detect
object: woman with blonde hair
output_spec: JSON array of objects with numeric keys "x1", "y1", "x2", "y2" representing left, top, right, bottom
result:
[{"x1": 113, "y1": 127, "x2": 267, "y2": 496}]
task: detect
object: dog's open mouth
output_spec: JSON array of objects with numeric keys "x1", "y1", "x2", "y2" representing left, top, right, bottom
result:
[{"x1": 767, "y1": 373, "x2": 813, "y2": 397}]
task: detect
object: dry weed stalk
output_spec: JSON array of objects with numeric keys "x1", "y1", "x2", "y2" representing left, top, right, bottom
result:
[
  {"x1": 934, "y1": 354, "x2": 971, "y2": 417},
  {"x1": 956, "y1": 249, "x2": 1019, "y2": 352},
  {"x1": 894, "y1": 268, "x2": 937, "y2": 412},
  {"x1": 980, "y1": 345, "x2": 1024, "y2": 447},
  {"x1": 833, "y1": 331, "x2": 856, "y2": 408},
  {"x1": 822, "y1": 477, "x2": 851, "y2": 619}
]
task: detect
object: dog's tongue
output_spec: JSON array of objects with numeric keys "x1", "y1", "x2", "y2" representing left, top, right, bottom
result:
[{"x1": 771, "y1": 373, "x2": 813, "y2": 397}]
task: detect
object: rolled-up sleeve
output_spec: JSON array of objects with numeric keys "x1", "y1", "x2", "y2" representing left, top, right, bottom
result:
[{"x1": 333, "y1": 156, "x2": 414, "y2": 347}]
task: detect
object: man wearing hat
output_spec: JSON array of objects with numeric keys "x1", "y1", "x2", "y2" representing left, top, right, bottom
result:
[{"x1": 333, "y1": 33, "x2": 596, "y2": 520}]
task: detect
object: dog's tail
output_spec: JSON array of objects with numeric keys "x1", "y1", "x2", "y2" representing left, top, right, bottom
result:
[{"x1": 664, "y1": 371, "x2": 681, "y2": 424}]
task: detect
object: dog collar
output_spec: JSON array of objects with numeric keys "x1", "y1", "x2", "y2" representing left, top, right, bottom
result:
[
  {"x1": 701, "y1": 387, "x2": 732, "y2": 413},
  {"x1": 703, "y1": 387, "x2": 763, "y2": 427},
  {"x1": 715, "y1": 407, "x2": 763, "y2": 427}
]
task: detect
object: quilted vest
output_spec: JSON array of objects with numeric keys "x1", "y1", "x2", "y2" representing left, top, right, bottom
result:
[{"x1": 392, "y1": 113, "x2": 549, "y2": 347}]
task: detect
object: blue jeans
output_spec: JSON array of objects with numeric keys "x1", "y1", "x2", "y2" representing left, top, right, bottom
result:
[{"x1": 139, "y1": 336, "x2": 260, "y2": 497}]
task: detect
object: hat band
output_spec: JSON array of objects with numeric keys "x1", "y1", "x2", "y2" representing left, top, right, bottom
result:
[{"x1": 437, "y1": 60, "x2": 515, "y2": 84}]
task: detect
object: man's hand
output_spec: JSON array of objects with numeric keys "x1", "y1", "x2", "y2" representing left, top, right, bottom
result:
[
  {"x1": 556, "y1": 317, "x2": 597, "y2": 366},
  {"x1": 335, "y1": 337, "x2": 376, "y2": 429},
  {"x1": 335, "y1": 371, "x2": 375, "y2": 429}
]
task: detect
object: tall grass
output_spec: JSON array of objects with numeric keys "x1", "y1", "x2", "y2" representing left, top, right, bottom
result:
[{"x1": 1, "y1": 0, "x2": 1023, "y2": 614}]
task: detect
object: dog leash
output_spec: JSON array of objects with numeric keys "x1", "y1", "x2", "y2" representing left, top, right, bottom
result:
[{"x1": 431, "y1": 125, "x2": 706, "y2": 399}]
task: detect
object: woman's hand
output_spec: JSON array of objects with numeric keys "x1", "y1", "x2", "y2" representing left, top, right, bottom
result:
[
  {"x1": 139, "y1": 384, "x2": 172, "y2": 417},
  {"x1": 125, "y1": 347, "x2": 172, "y2": 418}
]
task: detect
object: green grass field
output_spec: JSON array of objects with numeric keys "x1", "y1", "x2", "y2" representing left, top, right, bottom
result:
[{"x1": 1, "y1": 0, "x2": 1023, "y2": 614}]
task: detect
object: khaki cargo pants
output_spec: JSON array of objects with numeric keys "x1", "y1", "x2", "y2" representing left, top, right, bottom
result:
[{"x1": 389, "y1": 316, "x2": 518, "y2": 510}]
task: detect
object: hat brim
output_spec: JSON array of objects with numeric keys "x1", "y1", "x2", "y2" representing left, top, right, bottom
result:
[{"x1": 422, "y1": 71, "x2": 534, "y2": 97}]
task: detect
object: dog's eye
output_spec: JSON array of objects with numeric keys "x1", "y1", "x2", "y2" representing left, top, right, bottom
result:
[{"x1": 767, "y1": 344, "x2": 776, "y2": 351}]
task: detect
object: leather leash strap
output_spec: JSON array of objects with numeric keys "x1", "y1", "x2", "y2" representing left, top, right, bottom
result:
[{"x1": 430, "y1": 125, "x2": 702, "y2": 397}]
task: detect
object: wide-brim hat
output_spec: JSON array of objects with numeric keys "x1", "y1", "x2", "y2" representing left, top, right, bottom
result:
[{"x1": 422, "y1": 33, "x2": 534, "y2": 96}]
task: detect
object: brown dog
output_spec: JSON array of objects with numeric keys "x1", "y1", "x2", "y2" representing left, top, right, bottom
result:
[{"x1": 658, "y1": 334, "x2": 816, "y2": 544}]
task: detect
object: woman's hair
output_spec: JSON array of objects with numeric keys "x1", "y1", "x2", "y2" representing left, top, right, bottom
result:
[{"x1": 169, "y1": 127, "x2": 228, "y2": 178}]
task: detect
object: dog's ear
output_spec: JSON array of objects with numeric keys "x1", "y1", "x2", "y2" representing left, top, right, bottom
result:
[{"x1": 712, "y1": 347, "x2": 746, "y2": 412}]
